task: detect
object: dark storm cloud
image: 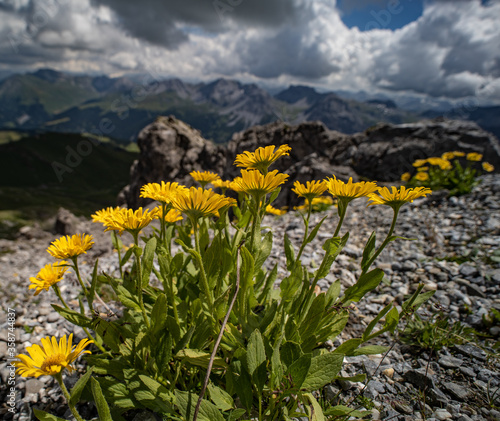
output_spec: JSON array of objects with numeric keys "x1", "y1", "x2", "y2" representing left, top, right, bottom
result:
[{"x1": 92, "y1": 0, "x2": 298, "y2": 48}]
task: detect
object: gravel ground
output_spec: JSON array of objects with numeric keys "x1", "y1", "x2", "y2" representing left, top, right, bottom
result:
[{"x1": 1, "y1": 175, "x2": 499, "y2": 420}]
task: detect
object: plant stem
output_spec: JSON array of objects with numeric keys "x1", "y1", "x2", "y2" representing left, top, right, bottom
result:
[
  {"x1": 72, "y1": 257, "x2": 89, "y2": 298},
  {"x1": 193, "y1": 220, "x2": 214, "y2": 310},
  {"x1": 55, "y1": 373, "x2": 85, "y2": 421},
  {"x1": 112, "y1": 231, "x2": 123, "y2": 278},
  {"x1": 132, "y1": 232, "x2": 151, "y2": 329},
  {"x1": 52, "y1": 284, "x2": 70, "y2": 310},
  {"x1": 333, "y1": 199, "x2": 349, "y2": 238},
  {"x1": 295, "y1": 202, "x2": 312, "y2": 263},
  {"x1": 192, "y1": 244, "x2": 242, "y2": 421},
  {"x1": 361, "y1": 207, "x2": 400, "y2": 276}
]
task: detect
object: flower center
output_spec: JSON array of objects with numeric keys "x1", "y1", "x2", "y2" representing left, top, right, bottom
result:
[{"x1": 40, "y1": 353, "x2": 66, "y2": 372}]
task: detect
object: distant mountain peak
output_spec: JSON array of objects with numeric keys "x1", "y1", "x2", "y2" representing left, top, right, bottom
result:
[{"x1": 32, "y1": 68, "x2": 66, "y2": 83}]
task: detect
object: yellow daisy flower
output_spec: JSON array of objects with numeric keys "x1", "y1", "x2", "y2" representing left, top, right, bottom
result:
[
  {"x1": 466, "y1": 152, "x2": 483, "y2": 161},
  {"x1": 47, "y1": 234, "x2": 94, "y2": 260},
  {"x1": 230, "y1": 169, "x2": 289, "y2": 199},
  {"x1": 101, "y1": 207, "x2": 160, "y2": 235},
  {"x1": 140, "y1": 181, "x2": 188, "y2": 203},
  {"x1": 291, "y1": 180, "x2": 327, "y2": 202},
  {"x1": 91, "y1": 206, "x2": 121, "y2": 226},
  {"x1": 212, "y1": 179, "x2": 232, "y2": 192},
  {"x1": 15, "y1": 334, "x2": 92, "y2": 378},
  {"x1": 412, "y1": 159, "x2": 427, "y2": 167},
  {"x1": 452, "y1": 151, "x2": 465, "y2": 157},
  {"x1": 401, "y1": 172, "x2": 411, "y2": 182},
  {"x1": 234, "y1": 144, "x2": 291, "y2": 173},
  {"x1": 325, "y1": 176, "x2": 378, "y2": 201},
  {"x1": 160, "y1": 208, "x2": 184, "y2": 224},
  {"x1": 417, "y1": 166, "x2": 429, "y2": 172},
  {"x1": 265, "y1": 205, "x2": 287, "y2": 216},
  {"x1": 29, "y1": 261, "x2": 69, "y2": 296},
  {"x1": 368, "y1": 186, "x2": 432, "y2": 209},
  {"x1": 415, "y1": 172, "x2": 429, "y2": 181},
  {"x1": 190, "y1": 171, "x2": 221, "y2": 188},
  {"x1": 171, "y1": 187, "x2": 236, "y2": 220},
  {"x1": 482, "y1": 162, "x2": 494, "y2": 172},
  {"x1": 441, "y1": 152, "x2": 455, "y2": 160}
]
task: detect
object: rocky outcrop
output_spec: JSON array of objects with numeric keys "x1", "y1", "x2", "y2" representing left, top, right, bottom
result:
[
  {"x1": 119, "y1": 116, "x2": 500, "y2": 209},
  {"x1": 349, "y1": 118, "x2": 500, "y2": 181},
  {"x1": 118, "y1": 116, "x2": 226, "y2": 208}
]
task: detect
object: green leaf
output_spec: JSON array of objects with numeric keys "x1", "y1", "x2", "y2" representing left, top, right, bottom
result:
[
  {"x1": 363, "y1": 303, "x2": 392, "y2": 341},
  {"x1": 352, "y1": 345, "x2": 388, "y2": 356},
  {"x1": 247, "y1": 329, "x2": 267, "y2": 393},
  {"x1": 284, "y1": 233, "x2": 295, "y2": 270},
  {"x1": 228, "y1": 408, "x2": 246, "y2": 421},
  {"x1": 175, "y1": 390, "x2": 225, "y2": 421},
  {"x1": 91, "y1": 377, "x2": 113, "y2": 421},
  {"x1": 120, "y1": 246, "x2": 134, "y2": 267},
  {"x1": 333, "y1": 338, "x2": 363, "y2": 356},
  {"x1": 69, "y1": 366, "x2": 93, "y2": 406},
  {"x1": 288, "y1": 353, "x2": 311, "y2": 389},
  {"x1": 303, "y1": 392, "x2": 325, "y2": 421},
  {"x1": 207, "y1": 383, "x2": 234, "y2": 411},
  {"x1": 305, "y1": 215, "x2": 328, "y2": 245},
  {"x1": 228, "y1": 361, "x2": 253, "y2": 413},
  {"x1": 176, "y1": 349, "x2": 227, "y2": 369},
  {"x1": 334, "y1": 373, "x2": 366, "y2": 383},
  {"x1": 281, "y1": 341, "x2": 302, "y2": 368},
  {"x1": 324, "y1": 405, "x2": 371, "y2": 418},
  {"x1": 299, "y1": 293, "x2": 326, "y2": 341},
  {"x1": 402, "y1": 284, "x2": 435, "y2": 312},
  {"x1": 342, "y1": 268, "x2": 384, "y2": 303},
  {"x1": 33, "y1": 409, "x2": 68, "y2": 421},
  {"x1": 136, "y1": 374, "x2": 175, "y2": 413},
  {"x1": 115, "y1": 284, "x2": 141, "y2": 311},
  {"x1": 302, "y1": 353, "x2": 343, "y2": 391},
  {"x1": 255, "y1": 230, "x2": 273, "y2": 270},
  {"x1": 51, "y1": 305, "x2": 91, "y2": 328},
  {"x1": 141, "y1": 237, "x2": 157, "y2": 287},
  {"x1": 150, "y1": 293, "x2": 167, "y2": 334},
  {"x1": 316, "y1": 233, "x2": 349, "y2": 279}
]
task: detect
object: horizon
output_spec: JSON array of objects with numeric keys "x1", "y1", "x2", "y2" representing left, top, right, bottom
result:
[{"x1": 1, "y1": 0, "x2": 499, "y2": 106}]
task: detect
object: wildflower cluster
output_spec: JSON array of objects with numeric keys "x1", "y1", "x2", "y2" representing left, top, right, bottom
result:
[
  {"x1": 402, "y1": 151, "x2": 495, "y2": 196},
  {"x1": 16, "y1": 143, "x2": 434, "y2": 421}
]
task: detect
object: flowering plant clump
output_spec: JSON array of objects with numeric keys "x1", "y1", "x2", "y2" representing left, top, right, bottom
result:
[
  {"x1": 18, "y1": 145, "x2": 435, "y2": 421},
  {"x1": 402, "y1": 151, "x2": 495, "y2": 196}
]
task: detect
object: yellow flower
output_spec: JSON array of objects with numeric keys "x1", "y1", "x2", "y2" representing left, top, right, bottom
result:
[
  {"x1": 368, "y1": 186, "x2": 432, "y2": 209},
  {"x1": 234, "y1": 144, "x2": 291, "y2": 173},
  {"x1": 441, "y1": 152, "x2": 455, "y2": 160},
  {"x1": 412, "y1": 159, "x2": 427, "y2": 167},
  {"x1": 91, "y1": 206, "x2": 121, "y2": 226},
  {"x1": 325, "y1": 176, "x2": 378, "y2": 201},
  {"x1": 452, "y1": 151, "x2": 465, "y2": 157},
  {"x1": 417, "y1": 166, "x2": 429, "y2": 172},
  {"x1": 401, "y1": 172, "x2": 411, "y2": 182},
  {"x1": 230, "y1": 169, "x2": 289, "y2": 199},
  {"x1": 29, "y1": 261, "x2": 69, "y2": 296},
  {"x1": 295, "y1": 196, "x2": 335, "y2": 211},
  {"x1": 140, "y1": 181, "x2": 188, "y2": 203},
  {"x1": 171, "y1": 187, "x2": 236, "y2": 220},
  {"x1": 291, "y1": 180, "x2": 327, "y2": 202},
  {"x1": 426, "y1": 157, "x2": 452, "y2": 170},
  {"x1": 266, "y1": 205, "x2": 287, "y2": 216},
  {"x1": 15, "y1": 334, "x2": 92, "y2": 378},
  {"x1": 212, "y1": 179, "x2": 232, "y2": 192},
  {"x1": 47, "y1": 234, "x2": 94, "y2": 260},
  {"x1": 415, "y1": 172, "x2": 429, "y2": 181},
  {"x1": 190, "y1": 171, "x2": 221, "y2": 188},
  {"x1": 101, "y1": 207, "x2": 159, "y2": 235},
  {"x1": 482, "y1": 162, "x2": 494, "y2": 172},
  {"x1": 161, "y1": 208, "x2": 184, "y2": 224},
  {"x1": 466, "y1": 152, "x2": 483, "y2": 161}
]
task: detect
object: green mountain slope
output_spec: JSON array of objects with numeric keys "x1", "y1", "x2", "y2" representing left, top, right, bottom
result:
[{"x1": 0, "y1": 132, "x2": 137, "y2": 226}]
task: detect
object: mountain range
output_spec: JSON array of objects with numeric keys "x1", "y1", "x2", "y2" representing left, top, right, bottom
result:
[{"x1": 1, "y1": 68, "x2": 498, "y2": 143}]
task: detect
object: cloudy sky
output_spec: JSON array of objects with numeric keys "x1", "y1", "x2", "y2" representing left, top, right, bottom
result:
[{"x1": 1, "y1": 0, "x2": 499, "y2": 102}]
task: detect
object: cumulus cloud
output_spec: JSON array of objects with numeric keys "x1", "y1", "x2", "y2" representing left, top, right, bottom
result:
[{"x1": 0, "y1": 0, "x2": 498, "y2": 103}]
